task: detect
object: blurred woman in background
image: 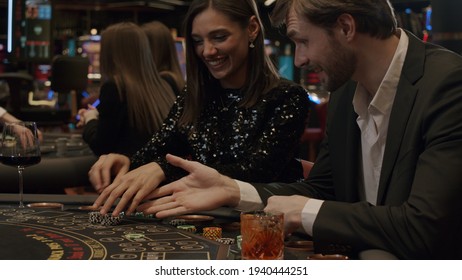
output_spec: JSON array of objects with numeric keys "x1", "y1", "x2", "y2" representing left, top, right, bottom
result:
[
  {"x1": 77, "y1": 22, "x2": 177, "y2": 156},
  {"x1": 141, "y1": 21, "x2": 185, "y2": 95}
]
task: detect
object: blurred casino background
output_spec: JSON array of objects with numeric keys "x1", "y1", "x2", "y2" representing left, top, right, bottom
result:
[{"x1": 0, "y1": 0, "x2": 456, "y2": 164}]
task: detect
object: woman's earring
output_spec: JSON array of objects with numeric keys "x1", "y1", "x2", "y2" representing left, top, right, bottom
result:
[{"x1": 249, "y1": 40, "x2": 255, "y2": 48}]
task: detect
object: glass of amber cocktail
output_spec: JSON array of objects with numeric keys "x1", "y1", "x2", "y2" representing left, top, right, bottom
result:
[{"x1": 240, "y1": 210, "x2": 284, "y2": 260}]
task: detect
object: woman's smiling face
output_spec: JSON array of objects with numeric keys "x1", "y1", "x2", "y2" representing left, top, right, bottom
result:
[{"x1": 191, "y1": 7, "x2": 253, "y2": 89}]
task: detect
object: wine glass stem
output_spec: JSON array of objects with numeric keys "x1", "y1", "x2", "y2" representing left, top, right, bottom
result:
[{"x1": 18, "y1": 166, "x2": 25, "y2": 208}]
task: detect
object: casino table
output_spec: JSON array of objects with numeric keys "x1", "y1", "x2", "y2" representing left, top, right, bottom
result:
[{"x1": 0, "y1": 194, "x2": 315, "y2": 260}]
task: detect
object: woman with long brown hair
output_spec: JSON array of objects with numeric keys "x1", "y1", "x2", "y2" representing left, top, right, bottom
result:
[
  {"x1": 141, "y1": 21, "x2": 185, "y2": 95},
  {"x1": 78, "y1": 22, "x2": 176, "y2": 156}
]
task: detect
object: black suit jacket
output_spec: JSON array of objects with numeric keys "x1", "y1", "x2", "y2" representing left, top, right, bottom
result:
[{"x1": 253, "y1": 31, "x2": 462, "y2": 259}]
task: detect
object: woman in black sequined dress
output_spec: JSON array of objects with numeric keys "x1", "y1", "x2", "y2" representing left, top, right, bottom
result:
[{"x1": 90, "y1": 0, "x2": 311, "y2": 215}]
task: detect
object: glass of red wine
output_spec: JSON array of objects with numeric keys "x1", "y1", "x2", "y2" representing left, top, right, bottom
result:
[{"x1": 1, "y1": 121, "x2": 41, "y2": 208}]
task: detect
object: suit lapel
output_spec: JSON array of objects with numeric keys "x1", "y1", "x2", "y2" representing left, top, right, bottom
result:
[
  {"x1": 376, "y1": 31, "x2": 424, "y2": 204},
  {"x1": 329, "y1": 81, "x2": 361, "y2": 201},
  {"x1": 344, "y1": 105, "x2": 361, "y2": 202}
]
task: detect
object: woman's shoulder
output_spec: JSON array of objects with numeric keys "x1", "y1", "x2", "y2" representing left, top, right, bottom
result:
[
  {"x1": 275, "y1": 78, "x2": 305, "y2": 90},
  {"x1": 268, "y1": 79, "x2": 309, "y2": 99},
  {"x1": 160, "y1": 72, "x2": 182, "y2": 95},
  {"x1": 99, "y1": 80, "x2": 119, "y2": 96},
  {"x1": 99, "y1": 80, "x2": 123, "y2": 104}
]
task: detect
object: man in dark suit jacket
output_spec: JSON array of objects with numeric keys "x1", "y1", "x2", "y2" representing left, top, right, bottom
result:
[{"x1": 135, "y1": 0, "x2": 462, "y2": 259}]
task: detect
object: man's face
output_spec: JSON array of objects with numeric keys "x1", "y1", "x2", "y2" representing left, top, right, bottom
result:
[{"x1": 286, "y1": 9, "x2": 356, "y2": 91}]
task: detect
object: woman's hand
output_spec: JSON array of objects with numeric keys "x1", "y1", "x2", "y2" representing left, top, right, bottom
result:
[
  {"x1": 88, "y1": 153, "x2": 130, "y2": 192},
  {"x1": 76, "y1": 105, "x2": 99, "y2": 128},
  {"x1": 93, "y1": 161, "x2": 166, "y2": 216}
]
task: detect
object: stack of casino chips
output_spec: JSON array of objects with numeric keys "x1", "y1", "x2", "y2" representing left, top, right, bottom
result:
[
  {"x1": 168, "y1": 218, "x2": 186, "y2": 226},
  {"x1": 177, "y1": 225, "x2": 197, "y2": 233},
  {"x1": 216, "y1": 238, "x2": 235, "y2": 245},
  {"x1": 128, "y1": 212, "x2": 155, "y2": 219},
  {"x1": 202, "y1": 227, "x2": 222, "y2": 241},
  {"x1": 89, "y1": 211, "x2": 124, "y2": 226},
  {"x1": 236, "y1": 235, "x2": 242, "y2": 249}
]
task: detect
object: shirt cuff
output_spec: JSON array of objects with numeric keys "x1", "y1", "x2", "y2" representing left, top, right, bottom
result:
[
  {"x1": 235, "y1": 180, "x2": 264, "y2": 211},
  {"x1": 301, "y1": 198, "x2": 324, "y2": 236}
]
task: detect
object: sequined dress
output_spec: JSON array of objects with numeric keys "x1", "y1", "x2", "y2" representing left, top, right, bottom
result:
[{"x1": 131, "y1": 79, "x2": 310, "y2": 183}]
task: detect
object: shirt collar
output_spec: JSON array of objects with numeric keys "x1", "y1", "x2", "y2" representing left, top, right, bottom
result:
[{"x1": 353, "y1": 29, "x2": 409, "y2": 118}]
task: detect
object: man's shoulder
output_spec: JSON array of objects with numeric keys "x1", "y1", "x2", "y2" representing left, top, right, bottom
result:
[
  {"x1": 407, "y1": 31, "x2": 462, "y2": 69},
  {"x1": 329, "y1": 81, "x2": 357, "y2": 100}
]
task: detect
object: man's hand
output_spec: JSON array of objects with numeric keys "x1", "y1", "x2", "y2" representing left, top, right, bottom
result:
[
  {"x1": 265, "y1": 195, "x2": 310, "y2": 235},
  {"x1": 137, "y1": 154, "x2": 241, "y2": 218}
]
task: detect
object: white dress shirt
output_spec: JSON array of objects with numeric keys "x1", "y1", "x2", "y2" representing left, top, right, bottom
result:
[
  {"x1": 235, "y1": 29, "x2": 409, "y2": 236},
  {"x1": 353, "y1": 30, "x2": 408, "y2": 204}
]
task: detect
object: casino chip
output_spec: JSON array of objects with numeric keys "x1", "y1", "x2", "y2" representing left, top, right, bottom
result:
[
  {"x1": 216, "y1": 238, "x2": 235, "y2": 245},
  {"x1": 236, "y1": 235, "x2": 242, "y2": 249},
  {"x1": 127, "y1": 211, "x2": 153, "y2": 218},
  {"x1": 169, "y1": 219, "x2": 186, "y2": 226},
  {"x1": 177, "y1": 225, "x2": 197, "y2": 233},
  {"x1": 101, "y1": 214, "x2": 122, "y2": 226},
  {"x1": 89, "y1": 211, "x2": 103, "y2": 224},
  {"x1": 89, "y1": 211, "x2": 124, "y2": 226},
  {"x1": 202, "y1": 227, "x2": 222, "y2": 241}
]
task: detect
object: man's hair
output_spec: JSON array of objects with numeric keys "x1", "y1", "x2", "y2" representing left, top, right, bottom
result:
[{"x1": 271, "y1": 0, "x2": 397, "y2": 39}]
